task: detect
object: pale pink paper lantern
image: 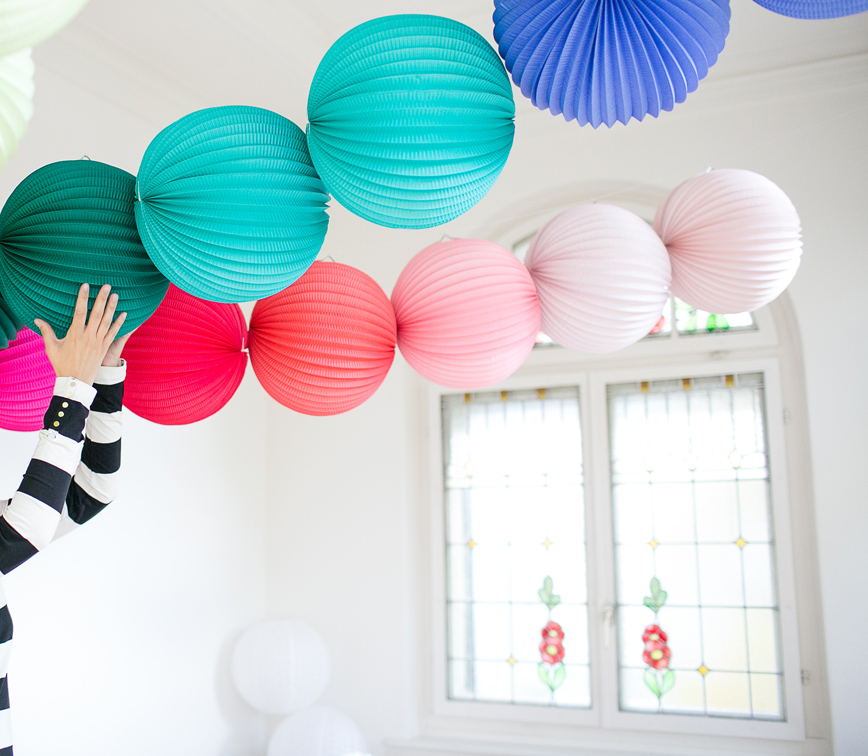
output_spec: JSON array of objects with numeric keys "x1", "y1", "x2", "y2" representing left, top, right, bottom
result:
[
  {"x1": 524, "y1": 204, "x2": 671, "y2": 353},
  {"x1": 0, "y1": 327, "x2": 54, "y2": 431},
  {"x1": 653, "y1": 169, "x2": 802, "y2": 314},
  {"x1": 392, "y1": 239, "x2": 540, "y2": 389}
]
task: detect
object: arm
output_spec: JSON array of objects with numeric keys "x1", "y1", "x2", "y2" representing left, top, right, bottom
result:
[
  {"x1": 53, "y1": 361, "x2": 125, "y2": 541},
  {"x1": 0, "y1": 283, "x2": 128, "y2": 572}
]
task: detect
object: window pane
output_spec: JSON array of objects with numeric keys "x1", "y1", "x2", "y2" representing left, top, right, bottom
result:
[
  {"x1": 673, "y1": 297, "x2": 756, "y2": 335},
  {"x1": 443, "y1": 388, "x2": 589, "y2": 708},
  {"x1": 608, "y1": 373, "x2": 785, "y2": 720}
]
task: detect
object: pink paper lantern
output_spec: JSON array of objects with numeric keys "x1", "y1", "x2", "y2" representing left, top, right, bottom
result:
[
  {"x1": 392, "y1": 239, "x2": 540, "y2": 388},
  {"x1": 524, "y1": 204, "x2": 671, "y2": 353},
  {"x1": 248, "y1": 261, "x2": 397, "y2": 416},
  {"x1": 122, "y1": 285, "x2": 248, "y2": 425},
  {"x1": 0, "y1": 328, "x2": 54, "y2": 431},
  {"x1": 653, "y1": 169, "x2": 802, "y2": 314}
]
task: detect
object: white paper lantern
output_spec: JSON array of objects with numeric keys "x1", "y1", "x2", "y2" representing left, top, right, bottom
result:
[
  {"x1": 0, "y1": 0, "x2": 89, "y2": 57},
  {"x1": 0, "y1": 48, "x2": 34, "y2": 172},
  {"x1": 524, "y1": 204, "x2": 672, "y2": 353},
  {"x1": 231, "y1": 619, "x2": 330, "y2": 715},
  {"x1": 653, "y1": 169, "x2": 802, "y2": 314},
  {"x1": 268, "y1": 707, "x2": 368, "y2": 756}
]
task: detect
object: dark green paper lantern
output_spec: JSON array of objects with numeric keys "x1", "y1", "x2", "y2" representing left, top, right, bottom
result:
[
  {"x1": 307, "y1": 14, "x2": 516, "y2": 229},
  {"x1": 0, "y1": 160, "x2": 169, "y2": 338},
  {"x1": 0, "y1": 293, "x2": 23, "y2": 350}
]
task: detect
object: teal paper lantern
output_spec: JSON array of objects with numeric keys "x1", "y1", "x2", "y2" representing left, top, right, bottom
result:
[
  {"x1": 135, "y1": 107, "x2": 330, "y2": 303},
  {"x1": 307, "y1": 15, "x2": 516, "y2": 229},
  {"x1": 0, "y1": 293, "x2": 23, "y2": 350},
  {"x1": 0, "y1": 160, "x2": 169, "y2": 338}
]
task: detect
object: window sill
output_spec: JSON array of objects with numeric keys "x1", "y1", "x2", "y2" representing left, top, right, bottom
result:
[{"x1": 385, "y1": 734, "x2": 831, "y2": 756}]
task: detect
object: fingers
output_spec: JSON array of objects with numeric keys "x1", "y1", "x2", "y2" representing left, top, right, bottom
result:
[
  {"x1": 86, "y1": 284, "x2": 112, "y2": 332},
  {"x1": 33, "y1": 318, "x2": 57, "y2": 346},
  {"x1": 97, "y1": 292, "x2": 119, "y2": 339},
  {"x1": 105, "y1": 311, "x2": 127, "y2": 345},
  {"x1": 70, "y1": 283, "x2": 90, "y2": 331}
]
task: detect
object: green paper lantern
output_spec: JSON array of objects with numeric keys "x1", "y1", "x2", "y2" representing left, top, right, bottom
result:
[
  {"x1": 307, "y1": 14, "x2": 516, "y2": 229},
  {"x1": 0, "y1": 160, "x2": 169, "y2": 338},
  {"x1": 0, "y1": 0, "x2": 89, "y2": 57},
  {"x1": 135, "y1": 106, "x2": 330, "y2": 304},
  {"x1": 0, "y1": 293, "x2": 23, "y2": 350},
  {"x1": 0, "y1": 48, "x2": 34, "y2": 173}
]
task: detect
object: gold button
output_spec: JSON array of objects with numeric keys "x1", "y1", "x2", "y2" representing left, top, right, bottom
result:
[
  {"x1": 62, "y1": 402, "x2": 68, "y2": 408},
  {"x1": 53, "y1": 421, "x2": 60, "y2": 428},
  {"x1": 58, "y1": 411, "x2": 64, "y2": 417},
  {"x1": 70, "y1": 381, "x2": 76, "y2": 387}
]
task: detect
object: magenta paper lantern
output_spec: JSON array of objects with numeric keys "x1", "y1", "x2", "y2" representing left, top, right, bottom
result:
[
  {"x1": 0, "y1": 327, "x2": 54, "y2": 431},
  {"x1": 249, "y1": 261, "x2": 397, "y2": 417},
  {"x1": 122, "y1": 285, "x2": 248, "y2": 425},
  {"x1": 653, "y1": 169, "x2": 802, "y2": 314},
  {"x1": 524, "y1": 204, "x2": 671, "y2": 353},
  {"x1": 392, "y1": 239, "x2": 540, "y2": 388}
]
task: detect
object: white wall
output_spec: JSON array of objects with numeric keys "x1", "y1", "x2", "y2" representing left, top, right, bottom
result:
[
  {"x1": 262, "y1": 49, "x2": 868, "y2": 756},
  {"x1": 0, "y1": 62, "x2": 270, "y2": 756}
]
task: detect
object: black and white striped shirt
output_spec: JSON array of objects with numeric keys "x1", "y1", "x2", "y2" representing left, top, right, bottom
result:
[{"x1": 0, "y1": 362, "x2": 125, "y2": 754}]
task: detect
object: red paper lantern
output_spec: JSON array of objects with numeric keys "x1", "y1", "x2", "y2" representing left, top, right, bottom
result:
[
  {"x1": 0, "y1": 327, "x2": 54, "y2": 431},
  {"x1": 391, "y1": 239, "x2": 540, "y2": 388},
  {"x1": 248, "y1": 261, "x2": 396, "y2": 416},
  {"x1": 122, "y1": 285, "x2": 248, "y2": 425}
]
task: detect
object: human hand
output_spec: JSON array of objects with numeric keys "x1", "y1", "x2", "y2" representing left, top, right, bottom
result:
[
  {"x1": 33, "y1": 283, "x2": 128, "y2": 385},
  {"x1": 102, "y1": 328, "x2": 135, "y2": 368}
]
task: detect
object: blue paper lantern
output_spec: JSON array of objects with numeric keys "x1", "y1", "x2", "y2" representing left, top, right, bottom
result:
[
  {"x1": 307, "y1": 15, "x2": 516, "y2": 230},
  {"x1": 752, "y1": 0, "x2": 867, "y2": 18},
  {"x1": 493, "y1": 0, "x2": 731, "y2": 128},
  {"x1": 135, "y1": 106, "x2": 330, "y2": 304}
]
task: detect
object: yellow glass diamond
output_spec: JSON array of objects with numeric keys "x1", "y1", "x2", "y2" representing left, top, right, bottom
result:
[
  {"x1": 467, "y1": 539, "x2": 476, "y2": 549},
  {"x1": 649, "y1": 539, "x2": 659, "y2": 550},
  {"x1": 698, "y1": 665, "x2": 709, "y2": 676},
  {"x1": 507, "y1": 656, "x2": 517, "y2": 666},
  {"x1": 735, "y1": 537, "x2": 747, "y2": 549},
  {"x1": 543, "y1": 539, "x2": 553, "y2": 549}
]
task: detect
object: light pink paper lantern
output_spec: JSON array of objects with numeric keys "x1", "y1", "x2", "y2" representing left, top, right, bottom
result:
[
  {"x1": 392, "y1": 239, "x2": 540, "y2": 389},
  {"x1": 653, "y1": 169, "x2": 802, "y2": 314},
  {"x1": 524, "y1": 204, "x2": 671, "y2": 353},
  {"x1": 0, "y1": 327, "x2": 54, "y2": 431}
]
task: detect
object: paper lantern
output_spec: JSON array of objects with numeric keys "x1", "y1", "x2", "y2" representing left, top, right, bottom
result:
[
  {"x1": 249, "y1": 262, "x2": 396, "y2": 416},
  {"x1": 752, "y1": 0, "x2": 868, "y2": 18},
  {"x1": 307, "y1": 14, "x2": 515, "y2": 229},
  {"x1": 492, "y1": 0, "x2": 730, "y2": 128},
  {"x1": 135, "y1": 106, "x2": 329, "y2": 303},
  {"x1": 231, "y1": 620, "x2": 330, "y2": 715},
  {"x1": 0, "y1": 160, "x2": 169, "y2": 339},
  {"x1": 653, "y1": 169, "x2": 802, "y2": 314},
  {"x1": 524, "y1": 205, "x2": 671, "y2": 353},
  {"x1": 0, "y1": 48, "x2": 34, "y2": 172},
  {"x1": 0, "y1": 294, "x2": 23, "y2": 350},
  {"x1": 268, "y1": 708, "x2": 368, "y2": 756},
  {"x1": 0, "y1": 0, "x2": 89, "y2": 57},
  {"x1": 392, "y1": 239, "x2": 540, "y2": 388},
  {"x1": 121, "y1": 285, "x2": 248, "y2": 425},
  {"x1": 0, "y1": 328, "x2": 54, "y2": 432}
]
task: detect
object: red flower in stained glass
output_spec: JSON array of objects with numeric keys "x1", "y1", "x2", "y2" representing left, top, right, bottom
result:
[
  {"x1": 540, "y1": 638, "x2": 566, "y2": 664},
  {"x1": 541, "y1": 621, "x2": 565, "y2": 645},
  {"x1": 643, "y1": 638, "x2": 672, "y2": 670},
  {"x1": 642, "y1": 624, "x2": 667, "y2": 644}
]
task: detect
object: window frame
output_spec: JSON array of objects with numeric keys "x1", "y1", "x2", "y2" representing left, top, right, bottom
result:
[{"x1": 417, "y1": 344, "x2": 822, "y2": 755}]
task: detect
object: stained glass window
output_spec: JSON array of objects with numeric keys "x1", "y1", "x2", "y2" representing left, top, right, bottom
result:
[
  {"x1": 442, "y1": 388, "x2": 590, "y2": 708},
  {"x1": 608, "y1": 373, "x2": 784, "y2": 720}
]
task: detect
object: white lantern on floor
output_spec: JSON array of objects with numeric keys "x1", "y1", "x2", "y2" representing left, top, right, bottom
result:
[
  {"x1": 0, "y1": 48, "x2": 34, "y2": 172},
  {"x1": 268, "y1": 707, "x2": 368, "y2": 756},
  {"x1": 231, "y1": 619, "x2": 330, "y2": 715},
  {"x1": 0, "y1": 0, "x2": 89, "y2": 56}
]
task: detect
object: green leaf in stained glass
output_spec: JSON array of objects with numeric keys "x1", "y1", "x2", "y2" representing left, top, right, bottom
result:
[
  {"x1": 644, "y1": 668, "x2": 660, "y2": 698},
  {"x1": 538, "y1": 662, "x2": 553, "y2": 690},
  {"x1": 706, "y1": 314, "x2": 730, "y2": 332},
  {"x1": 644, "y1": 597, "x2": 658, "y2": 611},
  {"x1": 538, "y1": 576, "x2": 561, "y2": 610},
  {"x1": 661, "y1": 669, "x2": 676, "y2": 695},
  {"x1": 552, "y1": 664, "x2": 566, "y2": 690}
]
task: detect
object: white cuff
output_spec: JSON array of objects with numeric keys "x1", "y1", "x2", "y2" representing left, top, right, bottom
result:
[
  {"x1": 95, "y1": 358, "x2": 126, "y2": 385},
  {"x1": 53, "y1": 377, "x2": 97, "y2": 408}
]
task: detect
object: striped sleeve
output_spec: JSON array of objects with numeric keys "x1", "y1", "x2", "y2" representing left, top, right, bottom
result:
[
  {"x1": 54, "y1": 362, "x2": 125, "y2": 541},
  {"x1": 0, "y1": 378, "x2": 97, "y2": 574}
]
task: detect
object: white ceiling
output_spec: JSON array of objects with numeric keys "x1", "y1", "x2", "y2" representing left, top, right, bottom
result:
[{"x1": 35, "y1": 0, "x2": 868, "y2": 129}]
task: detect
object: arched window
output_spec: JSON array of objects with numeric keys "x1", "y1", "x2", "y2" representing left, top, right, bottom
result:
[{"x1": 410, "y1": 189, "x2": 828, "y2": 756}]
